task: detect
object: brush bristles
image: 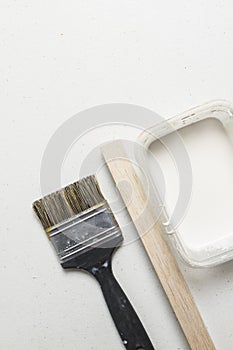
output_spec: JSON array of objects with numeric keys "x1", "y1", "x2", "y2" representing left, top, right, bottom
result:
[{"x1": 33, "y1": 175, "x2": 105, "y2": 230}]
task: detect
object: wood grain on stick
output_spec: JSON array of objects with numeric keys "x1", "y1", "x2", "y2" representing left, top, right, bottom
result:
[{"x1": 102, "y1": 141, "x2": 215, "y2": 350}]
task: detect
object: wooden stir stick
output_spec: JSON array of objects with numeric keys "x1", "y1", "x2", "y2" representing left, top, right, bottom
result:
[{"x1": 102, "y1": 141, "x2": 215, "y2": 350}]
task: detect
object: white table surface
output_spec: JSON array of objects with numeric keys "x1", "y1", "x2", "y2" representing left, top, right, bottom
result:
[{"x1": 1, "y1": 1, "x2": 233, "y2": 349}]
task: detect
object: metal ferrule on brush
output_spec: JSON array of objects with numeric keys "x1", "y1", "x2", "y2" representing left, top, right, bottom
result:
[{"x1": 47, "y1": 202, "x2": 122, "y2": 264}]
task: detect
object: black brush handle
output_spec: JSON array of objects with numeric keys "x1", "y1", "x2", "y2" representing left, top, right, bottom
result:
[{"x1": 89, "y1": 259, "x2": 155, "y2": 350}]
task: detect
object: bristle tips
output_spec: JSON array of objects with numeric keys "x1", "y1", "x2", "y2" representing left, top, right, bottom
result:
[{"x1": 33, "y1": 175, "x2": 105, "y2": 230}]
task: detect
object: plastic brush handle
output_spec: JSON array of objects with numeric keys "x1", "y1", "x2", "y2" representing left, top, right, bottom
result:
[{"x1": 89, "y1": 259, "x2": 155, "y2": 350}]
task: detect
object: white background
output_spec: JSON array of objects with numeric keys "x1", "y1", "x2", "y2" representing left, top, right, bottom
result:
[{"x1": 1, "y1": 1, "x2": 233, "y2": 349}]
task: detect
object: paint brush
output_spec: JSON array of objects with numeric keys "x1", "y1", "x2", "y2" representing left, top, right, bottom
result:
[{"x1": 33, "y1": 175, "x2": 155, "y2": 350}]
